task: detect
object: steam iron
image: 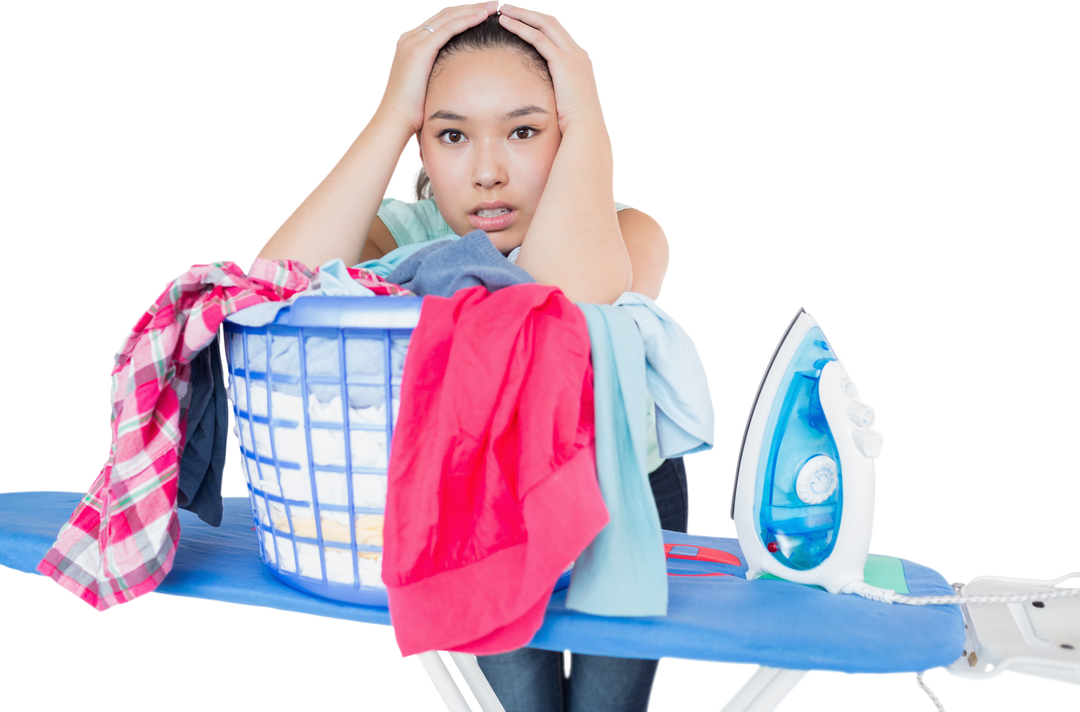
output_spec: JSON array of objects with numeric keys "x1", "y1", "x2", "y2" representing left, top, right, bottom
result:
[{"x1": 731, "y1": 309, "x2": 884, "y2": 594}]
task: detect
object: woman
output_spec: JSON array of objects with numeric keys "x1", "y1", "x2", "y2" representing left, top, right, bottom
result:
[
  {"x1": 259, "y1": 5, "x2": 686, "y2": 710},
  {"x1": 257, "y1": 2, "x2": 668, "y2": 301}
]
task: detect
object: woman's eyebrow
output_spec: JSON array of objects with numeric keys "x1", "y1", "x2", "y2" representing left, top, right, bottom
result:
[{"x1": 427, "y1": 105, "x2": 548, "y2": 123}]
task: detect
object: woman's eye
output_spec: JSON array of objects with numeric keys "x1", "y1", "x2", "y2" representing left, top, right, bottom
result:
[{"x1": 436, "y1": 127, "x2": 537, "y2": 143}]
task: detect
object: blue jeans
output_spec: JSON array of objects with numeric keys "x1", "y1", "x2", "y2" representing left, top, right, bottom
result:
[{"x1": 476, "y1": 457, "x2": 688, "y2": 712}]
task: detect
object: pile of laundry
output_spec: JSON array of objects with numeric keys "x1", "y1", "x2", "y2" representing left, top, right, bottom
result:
[
  {"x1": 38, "y1": 230, "x2": 714, "y2": 658},
  {"x1": 36, "y1": 260, "x2": 407, "y2": 610}
]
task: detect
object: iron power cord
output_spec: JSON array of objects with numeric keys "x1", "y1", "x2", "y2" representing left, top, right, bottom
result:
[
  {"x1": 907, "y1": 584, "x2": 976, "y2": 711},
  {"x1": 852, "y1": 578, "x2": 1080, "y2": 712},
  {"x1": 846, "y1": 581, "x2": 1080, "y2": 606}
]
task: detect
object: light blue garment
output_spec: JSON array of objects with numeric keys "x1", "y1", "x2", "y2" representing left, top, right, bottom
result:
[
  {"x1": 229, "y1": 259, "x2": 375, "y2": 327},
  {"x1": 644, "y1": 391, "x2": 662, "y2": 473},
  {"x1": 376, "y1": 197, "x2": 635, "y2": 250},
  {"x1": 566, "y1": 295, "x2": 713, "y2": 617},
  {"x1": 377, "y1": 197, "x2": 458, "y2": 247},
  {"x1": 613, "y1": 293, "x2": 714, "y2": 459},
  {"x1": 566, "y1": 304, "x2": 667, "y2": 617}
]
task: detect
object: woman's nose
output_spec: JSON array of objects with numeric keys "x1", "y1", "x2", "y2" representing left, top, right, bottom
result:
[{"x1": 472, "y1": 141, "x2": 508, "y2": 190}]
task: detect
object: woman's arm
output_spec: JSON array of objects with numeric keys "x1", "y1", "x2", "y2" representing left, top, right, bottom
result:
[
  {"x1": 520, "y1": 118, "x2": 632, "y2": 303},
  {"x1": 250, "y1": 3, "x2": 498, "y2": 270},
  {"x1": 257, "y1": 117, "x2": 412, "y2": 268},
  {"x1": 498, "y1": 8, "x2": 633, "y2": 304}
]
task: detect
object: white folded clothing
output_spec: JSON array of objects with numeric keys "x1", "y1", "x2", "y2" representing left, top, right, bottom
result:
[
  {"x1": 243, "y1": 453, "x2": 388, "y2": 510},
  {"x1": 268, "y1": 511, "x2": 386, "y2": 588},
  {"x1": 310, "y1": 471, "x2": 387, "y2": 508},
  {"x1": 270, "y1": 510, "x2": 383, "y2": 545},
  {"x1": 238, "y1": 414, "x2": 388, "y2": 470},
  {"x1": 234, "y1": 379, "x2": 395, "y2": 427},
  {"x1": 262, "y1": 529, "x2": 383, "y2": 587}
]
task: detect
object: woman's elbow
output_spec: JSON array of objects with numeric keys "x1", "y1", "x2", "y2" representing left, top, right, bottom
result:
[
  {"x1": 554, "y1": 274, "x2": 628, "y2": 304},
  {"x1": 519, "y1": 243, "x2": 631, "y2": 304}
]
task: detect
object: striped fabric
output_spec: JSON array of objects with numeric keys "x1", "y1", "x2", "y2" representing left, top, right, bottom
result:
[{"x1": 37, "y1": 259, "x2": 409, "y2": 610}]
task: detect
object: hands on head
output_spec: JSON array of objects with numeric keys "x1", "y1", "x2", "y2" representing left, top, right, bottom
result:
[
  {"x1": 379, "y1": 3, "x2": 603, "y2": 137},
  {"x1": 381, "y1": 4, "x2": 634, "y2": 302}
]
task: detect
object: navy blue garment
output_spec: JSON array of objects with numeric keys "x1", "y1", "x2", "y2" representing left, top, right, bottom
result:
[
  {"x1": 387, "y1": 230, "x2": 534, "y2": 297},
  {"x1": 177, "y1": 335, "x2": 227, "y2": 527},
  {"x1": 648, "y1": 456, "x2": 688, "y2": 534}
]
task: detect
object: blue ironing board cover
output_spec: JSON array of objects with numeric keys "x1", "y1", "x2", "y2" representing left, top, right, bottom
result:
[{"x1": 0, "y1": 492, "x2": 963, "y2": 673}]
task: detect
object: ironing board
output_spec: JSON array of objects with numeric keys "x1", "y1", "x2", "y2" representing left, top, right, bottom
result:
[{"x1": 0, "y1": 492, "x2": 965, "y2": 711}]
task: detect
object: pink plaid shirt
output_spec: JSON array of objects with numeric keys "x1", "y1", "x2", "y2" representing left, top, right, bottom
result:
[{"x1": 37, "y1": 259, "x2": 410, "y2": 610}]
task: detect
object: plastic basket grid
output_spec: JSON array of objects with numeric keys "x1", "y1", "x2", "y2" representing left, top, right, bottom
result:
[{"x1": 223, "y1": 297, "x2": 418, "y2": 606}]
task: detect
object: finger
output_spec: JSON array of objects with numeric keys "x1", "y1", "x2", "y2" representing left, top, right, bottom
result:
[
  {"x1": 421, "y1": 1, "x2": 490, "y2": 25},
  {"x1": 401, "y1": 4, "x2": 493, "y2": 57},
  {"x1": 497, "y1": 13, "x2": 561, "y2": 62},
  {"x1": 424, "y1": 7, "x2": 496, "y2": 47},
  {"x1": 421, "y1": 3, "x2": 490, "y2": 28},
  {"x1": 498, "y1": 5, "x2": 577, "y2": 53}
]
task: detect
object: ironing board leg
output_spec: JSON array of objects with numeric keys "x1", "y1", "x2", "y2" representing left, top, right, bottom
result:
[
  {"x1": 448, "y1": 651, "x2": 508, "y2": 712},
  {"x1": 417, "y1": 651, "x2": 474, "y2": 712},
  {"x1": 720, "y1": 666, "x2": 807, "y2": 712}
]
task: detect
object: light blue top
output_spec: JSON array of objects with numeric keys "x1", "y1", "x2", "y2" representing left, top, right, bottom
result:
[
  {"x1": 369, "y1": 198, "x2": 665, "y2": 472},
  {"x1": 376, "y1": 197, "x2": 634, "y2": 249}
]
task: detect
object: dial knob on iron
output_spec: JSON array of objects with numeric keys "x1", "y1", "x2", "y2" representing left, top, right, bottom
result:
[
  {"x1": 847, "y1": 401, "x2": 875, "y2": 427},
  {"x1": 796, "y1": 455, "x2": 838, "y2": 504}
]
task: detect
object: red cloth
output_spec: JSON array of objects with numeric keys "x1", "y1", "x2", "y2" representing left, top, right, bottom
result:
[{"x1": 382, "y1": 284, "x2": 609, "y2": 656}]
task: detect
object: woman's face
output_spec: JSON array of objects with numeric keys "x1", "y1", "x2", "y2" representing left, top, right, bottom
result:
[{"x1": 419, "y1": 47, "x2": 560, "y2": 254}]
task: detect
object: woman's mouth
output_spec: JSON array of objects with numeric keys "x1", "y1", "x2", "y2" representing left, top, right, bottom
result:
[{"x1": 468, "y1": 207, "x2": 517, "y2": 232}]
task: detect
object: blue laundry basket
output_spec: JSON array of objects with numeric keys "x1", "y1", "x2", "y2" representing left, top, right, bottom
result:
[{"x1": 223, "y1": 296, "x2": 423, "y2": 606}]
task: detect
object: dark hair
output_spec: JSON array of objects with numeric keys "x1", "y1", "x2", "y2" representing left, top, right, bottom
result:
[{"x1": 429, "y1": 13, "x2": 551, "y2": 84}]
